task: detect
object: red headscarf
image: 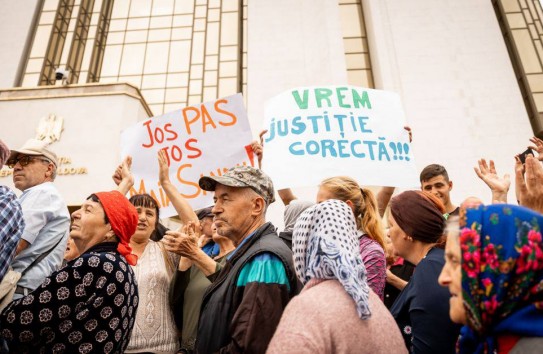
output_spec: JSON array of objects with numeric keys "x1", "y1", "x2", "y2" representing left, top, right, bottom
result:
[{"x1": 95, "y1": 191, "x2": 138, "y2": 265}]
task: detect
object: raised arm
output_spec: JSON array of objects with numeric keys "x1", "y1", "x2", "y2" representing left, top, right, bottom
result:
[
  {"x1": 113, "y1": 156, "x2": 134, "y2": 196},
  {"x1": 474, "y1": 158, "x2": 510, "y2": 204},
  {"x1": 516, "y1": 154, "x2": 543, "y2": 213},
  {"x1": 157, "y1": 149, "x2": 199, "y2": 226},
  {"x1": 376, "y1": 186, "x2": 395, "y2": 217}
]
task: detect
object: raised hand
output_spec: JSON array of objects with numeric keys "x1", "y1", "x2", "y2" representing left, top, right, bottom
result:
[
  {"x1": 516, "y1": 155, "x2": 543, "y2": 213},
  {"x1": 250, "y1": 129, "x2": 267, "y2": 169},
  {"x1": 157, "y1": 149, "x2": 171, "y2": 185},
  {"x1": 474, "y1": 159, "x2": 510, "y2": 192},
  {"x1": 114, "y1": 156, "x2": 134, "y2": 194},
  {"x1": 528, "y1": 136, "x2": 543, "y2": 161},
  {"x1": 404, "y1": 126, "x2": 413, "y2": 143}
]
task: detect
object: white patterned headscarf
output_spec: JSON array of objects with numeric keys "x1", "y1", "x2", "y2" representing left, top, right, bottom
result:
[{"x1": 293, "y1": 199, "x2": 371, "y2": 319}]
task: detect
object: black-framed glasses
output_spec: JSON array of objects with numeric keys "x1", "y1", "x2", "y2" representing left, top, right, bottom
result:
[{"x1": 6, "y1": 155, "x2": 52, "y2": 169}]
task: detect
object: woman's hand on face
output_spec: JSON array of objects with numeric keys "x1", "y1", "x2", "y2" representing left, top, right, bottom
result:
[{"x1": 157, "y1": 149, "x2": 171, "y2": 185}]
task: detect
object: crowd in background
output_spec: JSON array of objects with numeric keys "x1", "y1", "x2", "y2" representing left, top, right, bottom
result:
[{"x1": 0, "y1": 131, "x2": 542, "y2": 354}]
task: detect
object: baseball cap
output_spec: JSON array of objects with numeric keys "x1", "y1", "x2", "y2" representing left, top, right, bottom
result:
[
  {"x1": 8, "y1": 139, "x2": 58, "y2": 167},
  {"x1": 199, "y1": 166, "x2": 275, "y2": 205},
  {"x1": 196, "y1": 206, "x2": 214, "y2": 220}
]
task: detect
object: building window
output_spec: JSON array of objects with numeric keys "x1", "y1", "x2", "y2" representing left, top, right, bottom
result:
[
  {"x1": 338, "y1": 0, "x2": 375, "y2": 88},
  {"x1": 99, "y1": 0, "x2": 245, "y2": 115},
  {"x1": 493, "y1": 0, "x2": 543, "y2": 136},
  {"x1": 66, "y1": 0, "x2": 95, "y2": 83},
  {"x1": 40, "y1": 0, "x2": 76, "y2": 85},
  {"x1": 23, "y1": 0, "x2": 246, "y2": 116}
]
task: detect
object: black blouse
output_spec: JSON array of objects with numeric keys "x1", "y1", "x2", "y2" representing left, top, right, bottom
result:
[
  {"x1": 0, "y1": 242, "x2": 139, "y2": 354},
  {"x1": 390, "y1": 248, "x2": 461, "y2": 354}
]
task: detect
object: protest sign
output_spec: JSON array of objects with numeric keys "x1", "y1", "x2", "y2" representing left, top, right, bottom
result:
[
  {"x1": 121, "y1": 93, "x2": 254, "y2": 218},
  {"x1": 263, "y1": 86, "x2": 418, "y2": 189}
]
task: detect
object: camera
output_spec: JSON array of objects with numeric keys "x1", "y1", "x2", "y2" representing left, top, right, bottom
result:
[{"x1": 55, "y1": 68, "x2": 69, "y2": 82}]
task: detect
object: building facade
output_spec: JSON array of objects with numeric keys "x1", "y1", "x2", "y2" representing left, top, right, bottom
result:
[{"x1": 0, "y1": 0, "x2": 541, "y2": 223}]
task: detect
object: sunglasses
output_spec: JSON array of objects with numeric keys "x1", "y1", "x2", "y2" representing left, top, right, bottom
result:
[{"x1": 6, "y1": 155, "x2": 52, "y2": 169}]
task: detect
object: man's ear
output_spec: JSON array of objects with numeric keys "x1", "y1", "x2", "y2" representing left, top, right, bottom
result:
[
  {"x1": 448, "y1": 180, "x2": 453, "y2": 191},
  {"x1": 45, "y1": 163, "x2": 54, "y2": 178},
  {"x1": 252, "y1": 196, "x2": 266, "y2": 215}
]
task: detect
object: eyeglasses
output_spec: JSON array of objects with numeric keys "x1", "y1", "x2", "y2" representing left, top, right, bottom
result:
[{"x1": 6, "y1": 155, "x2": 52, "y2": 169}]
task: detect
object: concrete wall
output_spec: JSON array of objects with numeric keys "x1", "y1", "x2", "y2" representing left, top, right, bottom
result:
[
  {"x1": 362, "y1": 0, "x2": 533, "y2": 207},
  {"x1": 247, "y1": 0, "x2": 350, "y2": 227},
  {"x1": 0, "y1": 0, "x2": 40, "y2": 88},
  {"x1": 0, "y1": 84, "x2": 151, "y2": 205},
  {"x1": 247, "y1": 0, "x2": 534, "y2": 227}
]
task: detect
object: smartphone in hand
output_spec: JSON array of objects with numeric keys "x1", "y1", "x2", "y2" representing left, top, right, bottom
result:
[{"x1": 518, "y1": 148, "x2": 534, "y2": 164}]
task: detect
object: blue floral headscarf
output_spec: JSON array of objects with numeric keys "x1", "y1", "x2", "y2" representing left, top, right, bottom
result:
[
  {"x1": 292, "y1": 199, "x2": 371, "y2": 319},
  {"x1": 458, "y1": 204, "x2": 543, "y2": 353}
]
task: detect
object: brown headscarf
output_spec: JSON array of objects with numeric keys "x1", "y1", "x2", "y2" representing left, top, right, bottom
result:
[
  {"x1": 95, "y1": 191, "x2": 139, "y2": 265},
  {"x1": 390, "y1": 190, "x2": 445, "y2": 244}
]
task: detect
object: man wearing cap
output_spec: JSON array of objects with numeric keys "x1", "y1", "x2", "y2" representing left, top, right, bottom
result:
[
  {"x1": 195, "y1": 166, "x2": 298, "y2": 354},
  {"x1": 196, "y1": 206, "x2": 220, "y2": 257},
  {"x1": 0, "y1": 140, "x2": 25, "y2": 283},
  {"x1": 6, "y1": 139, "x2": 70, "y2": 299}
]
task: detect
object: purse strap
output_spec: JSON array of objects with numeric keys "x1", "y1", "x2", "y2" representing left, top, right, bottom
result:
[{"x1": 21, "y1": 234, "x2": 66, "y2": 277}]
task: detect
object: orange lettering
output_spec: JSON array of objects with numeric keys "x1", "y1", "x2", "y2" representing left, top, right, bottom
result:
[
  {"x1": 201, "y1": 105, "x2": 217, "y2": 133},
  {"x1": 214, "y1": 99, "x2": 237, "y2": 126},
  {"x1": 176, "y1": 164, "x2": 201, "y2": 198},
  {"x1": 182, "y1": 106, "x2": 201, "y2": 135}
]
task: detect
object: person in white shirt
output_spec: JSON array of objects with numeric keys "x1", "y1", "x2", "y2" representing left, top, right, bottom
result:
[{"x1": 6, "y1": 139, "x2": 69, "y2": 299}]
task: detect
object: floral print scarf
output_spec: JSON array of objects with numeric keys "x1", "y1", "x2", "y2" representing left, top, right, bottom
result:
[
  {"x1": 293, "y1": 199, "x2": 371, "y2": 319},
  {"x1": 458, "y1": 204, "x2": 543, "y2": 353}
]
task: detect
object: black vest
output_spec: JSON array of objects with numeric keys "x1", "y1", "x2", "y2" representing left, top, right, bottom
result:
[{"x1": 196, "y1": 222, "x2": 298, "y2": 353}]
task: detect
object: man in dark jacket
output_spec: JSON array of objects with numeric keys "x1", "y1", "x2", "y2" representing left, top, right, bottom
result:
[{"x1": 196, "y1": 166, "x2": 298, "y2": 354}]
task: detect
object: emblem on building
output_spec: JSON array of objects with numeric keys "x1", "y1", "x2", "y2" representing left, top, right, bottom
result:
[{"x1": 36, "y1": 113, "x2": 64, "y2": 144}]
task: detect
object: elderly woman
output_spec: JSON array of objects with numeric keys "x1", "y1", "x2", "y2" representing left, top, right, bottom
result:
[
  {"x1": 267, "y1": 200, "x2": 406, "y2": 353},
  {"x1": 439, "y1": 205, "x2": 543, "y2": 353},
  {"x1": 389, "y1": 190, "x2": 461, "y2": 354},
  {"x1": 316, "y1": 176, "x2": 387, "y2": 299},
  {"x1": 0, "y1": 191, "x2": 139, "y2": 353}
]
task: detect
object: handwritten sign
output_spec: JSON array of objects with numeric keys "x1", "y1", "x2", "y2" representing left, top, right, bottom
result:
[
  {"x1": 263, "y1": 86, "x2": 418, "y2": 189},
  {"x1": 121, "y1": 93, "x2": 254, "y2": 217}
]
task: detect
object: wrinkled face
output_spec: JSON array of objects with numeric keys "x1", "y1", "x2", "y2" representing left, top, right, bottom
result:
[
  {"x1": 387, "y1": 214, "x2": 409, "y2": 259},
  {"x1": 421, "y1": 175, "x2": 452, "y2": 208},
  {"x1": 438, "y1": 231, "x2": 467, "y2": 324},
  {"x1": 11, "y1": 154, "x2": 54, "y2": 191},
  {"x1": 212, "y1": 185, "x2": 257, "y2": 244},
  {"x1": 64, "y1": 237, "x2": 80, "y2": 261},
  {"x1": 70, "y1": 199, "x2": 113, "y2": 253},
  {"x1": 133, "y1": 206, "x2": 157, "y2": 239}
]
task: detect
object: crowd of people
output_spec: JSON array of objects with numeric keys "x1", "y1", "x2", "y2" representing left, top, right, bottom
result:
[{"x1": 0, "y1": 132, "x2": 542, "y2": 354}]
